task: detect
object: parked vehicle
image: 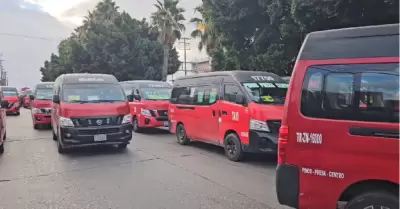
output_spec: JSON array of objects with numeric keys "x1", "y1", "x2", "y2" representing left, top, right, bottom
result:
[
  {"x1": 169, "y1": 71, "x2": 287, "y2": 161},
  {"x1": 0, "y1": 95, "x2": 9, "y2": 154},
  {"x1": 0, "y1": 86, "x2": 20, "y2": 115},
  {"x1": 51, "y1": 73, "x2": 133, "y2": 153},
  {"x1": 276, "y1": 24, "x2": 399, "y2": 209},
  {"x1": 30, "y1": 82, "x2": 54, "y2": 129},
  {"x1": 120, "y1": 80, "x2": 171, "y2": 132}
]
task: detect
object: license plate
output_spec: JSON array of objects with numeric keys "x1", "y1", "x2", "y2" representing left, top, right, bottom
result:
[
  {"x1": 94, "y1": 134, "x2": 107, "y2": 142},
  {"x1": 164, "y1": 121, "x2": 169, "y2": 127}
]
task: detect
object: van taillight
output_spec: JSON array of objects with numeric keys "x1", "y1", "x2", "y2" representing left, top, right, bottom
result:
[{"x1": 278, "y1": 125, "x2": 289, "y2": 164}]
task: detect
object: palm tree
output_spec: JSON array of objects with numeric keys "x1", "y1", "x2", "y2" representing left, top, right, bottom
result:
[
  {"x1": 190, "y1": 4, "x2": 220, "y2": 56},
  {"x1": 151, "y1": 0, "x2": 186, "y2": 81}
]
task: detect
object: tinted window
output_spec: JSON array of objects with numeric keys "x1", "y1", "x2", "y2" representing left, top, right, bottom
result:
[
  {"x1": 2, "y1": 89, "x2": 18, "y2": 96},
  {"x1": 35, "y1": 88, "x2": 53, "y2": 100},
  {"x1": 301, "y1": 63, "x2": 399, "y2": 123},
  {"x1": 171, "y1": 87, "x2": 192, "y2": 104},
  {"x1": 224, "y1": 84, "x2": 244, "y2": 104},
  {"x1": 121, "y1": 83, "x2": 135, "y2": 95},
  {"x1": 242, "y1": 82, "x2": 288, "y2": 105},
  {"x1": 193, "y1": 86, "x2": 218, "y2": 105},
  {"x1": 62, "y1": 84, "x2": 125, "y2": 103}
]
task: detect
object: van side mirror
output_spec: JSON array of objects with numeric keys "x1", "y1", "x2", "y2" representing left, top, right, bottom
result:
[
  {"x1": 127, "y1": 94, "x2": 134, "y2": 102},
  {"x1": 134, "y1": 94, "x2": 141, "y2": 101},
  {"x1": 0, "y1": 100, "x2": 9, "y2": 108},
  {"x1": 29, "y1": 95, "x2": 35, "y2": 100},
  {"x1": 53, "y1": 95, "x2": 60, "y2": 104},
  {"x1": 235, "y1": 94, "x2": 245, "y2": 105}
]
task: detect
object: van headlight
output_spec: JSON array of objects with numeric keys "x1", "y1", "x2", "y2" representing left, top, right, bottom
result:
[
  {"x1": 249, "y1": 119, "x2": 270, "y2": 132},
  {"x1": 141, "y1": 108, "x2": 152, "y2": 117},
  {"x1": 59, "y1": 116, "x2": 74, "y2": 127},
  {"x1": 32, "y1": 108, "x2": 41, "y2": 114},
  {"x1": 14, "y1": 102, "x2": 20, "y2": 107},
  {"x1": 122, "y1": 114, "x2": 131, "y2": 124}
]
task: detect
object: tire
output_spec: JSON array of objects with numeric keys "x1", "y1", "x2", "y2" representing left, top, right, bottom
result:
[
  {"x1": 57, "y1": 130, "x2": 66, "y2": 154},
  {"x1": 224, "y1": 133, "x2": 244, "y2": 162},
  {"x1": 0, "y1": 142, "x2": 3, "y2": 154},
  {"x1": 3, "y1": 131, "x2": 6, "y2": 141},
  {"x1": 15, "y1": 112, "x2": 20, "y2": 116},
  {"x1": 345, "y1": 191, "x2": 399, "y2": 209},
  {"x1": 132, "y1": 117, "x2": 142, "y2": 133},
  {"x1": 118, "y1": 143, "x2": 128, "y2": 149},
  {"x1": 34, "y1": 124, "x2": 39, "y2": 130},
  {"x1": 176, "y1": 124, "x2": 190, "y2": 145},
  {"x1": 52, "y1": 129, "x2": 57, "y2": 141}
]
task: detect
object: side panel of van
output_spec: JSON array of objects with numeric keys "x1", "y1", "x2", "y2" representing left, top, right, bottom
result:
[{"x1": 286, "y1": 58, "x2": 399, "y2": 209}]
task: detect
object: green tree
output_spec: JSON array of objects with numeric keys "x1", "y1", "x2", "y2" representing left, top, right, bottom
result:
[
  {"x1": 40, "y1": 0, "x2": 180, "y2": 81},
  {"x1": 151, "y1": 0, "x2": 186, "y2": 81}
]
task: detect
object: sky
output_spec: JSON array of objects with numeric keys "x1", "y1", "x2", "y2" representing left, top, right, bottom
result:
[{"x1": 0, "y1": 0, "x2": 205, "y2": 88}]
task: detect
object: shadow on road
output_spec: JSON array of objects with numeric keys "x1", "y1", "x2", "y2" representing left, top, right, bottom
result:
[
  {"x1": 59, "y1": 144, "x2": 134, "y2": 158},
  {"x1": 137, "y1": 128, "x2": 171, "y2": 135}
]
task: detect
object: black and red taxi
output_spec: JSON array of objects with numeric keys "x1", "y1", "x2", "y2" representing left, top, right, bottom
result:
[{"x1": 0, "y1": 86, "x2": 20, "y2": 116}]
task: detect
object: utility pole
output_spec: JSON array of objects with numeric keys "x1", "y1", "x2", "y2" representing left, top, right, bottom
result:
[
  {"x1": 0, "y1": 53, "x2": 8, "y2": 86},
  {"x1": 179, "y1": 37, "x2": 190, "y2": 76}
]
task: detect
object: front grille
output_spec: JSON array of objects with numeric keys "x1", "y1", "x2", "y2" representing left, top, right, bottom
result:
[
  {"x1": 40, "y1": 108, "x2": 51, "y2": 114},
  {"x1": 149, "y1": 110, "x2": 157, "y2": 117},
  {"x1": 78, "y1": 128, "x2": 120, "y2": 135},
  {"x1": 71, "y1": 115, "x2": 123, "y2": 127},
  {"x1": 157, "y1": 110, "x2": 168, "y2": 117},
  {"x1": 266, "y1": 120, "x2": 281, "y2": 133}
]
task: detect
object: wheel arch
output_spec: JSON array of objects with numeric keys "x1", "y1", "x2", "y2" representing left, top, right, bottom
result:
[{"x1": 339, "y1": 179, "x2": 399, "y2": 202}]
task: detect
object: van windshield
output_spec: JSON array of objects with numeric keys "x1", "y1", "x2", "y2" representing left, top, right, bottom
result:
[
  {"x1": 242, "y1": 82, "x2": 288, "y2": 105},
  {"x1": 62, "y1": 84, "x2": 126, "y2": 103},
  {"x1": 35, "y1": 88, "x2": 53, "y2": 100},
  {"x1": 3, "y1": 89, "x2": 18, "y2": 97},
  {"x1": 121, "y1": 83, "x2": 135, "y2": 95},
  {"x1": 141, "y1": 88, "x2": 171, "y2": 101}
]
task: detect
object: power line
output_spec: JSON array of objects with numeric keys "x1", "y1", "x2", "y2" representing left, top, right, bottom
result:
[{"x1": 0, "y1": 32, "x2": 64, "y2": 41}]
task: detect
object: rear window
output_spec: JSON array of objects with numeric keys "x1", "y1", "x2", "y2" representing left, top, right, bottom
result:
[{"x1": 301, "y1": 63, "x2": 399, "y2": 123}]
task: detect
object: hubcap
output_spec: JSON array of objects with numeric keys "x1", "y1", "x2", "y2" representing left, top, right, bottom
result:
[
  {"x1": 226, "y1": 139, "x2": 236, "y2": 156},
  {"x1": 363, "y1": 206, "x2": 390, "y2": 209},
  {"x1": 178, "y1": 127, "x2": 185, "y2": 141},
  {"x1": 133, "y1": 119, "x2": 138, "y2": 130}
]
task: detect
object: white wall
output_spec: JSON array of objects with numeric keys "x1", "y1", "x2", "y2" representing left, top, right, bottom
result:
[{"x1": 166, "y1": 62, "x2": 197, "y2": 85}]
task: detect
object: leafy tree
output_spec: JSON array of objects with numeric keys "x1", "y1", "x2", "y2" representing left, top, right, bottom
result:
[
  {"x1": 40, "y1": 0, "x2": 180, "y2": 82},
  {"x1": 151, "y1": 0, "x2": 186, "y2": 81}
]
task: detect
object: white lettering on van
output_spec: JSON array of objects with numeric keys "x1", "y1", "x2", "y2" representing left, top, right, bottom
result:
[
  {"x1": 296, "y1": 132, "x2": 322, "y2": 144},
  {"x1": 251, "y1": 76, "x2": 275, "y2": 81},
  {"x1": 232, "y1": 111, "x2": 239, "y2": 121},
  {"x1": 302, "y1": 167, "x2": 344, "y2": 179},
  {"x1": 134, "y1": 107, "x2": 137, "y2": 113},
  {"x1": 241, "y1": 132, "x2": 248, "y2": 137},
  {"x1": 78, "y1": 78, "x2": 104, "y2": 82}
]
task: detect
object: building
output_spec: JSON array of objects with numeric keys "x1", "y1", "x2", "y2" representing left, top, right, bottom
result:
[{"x1": 166, "y1": 58, "x2": 212, "y2": 85}]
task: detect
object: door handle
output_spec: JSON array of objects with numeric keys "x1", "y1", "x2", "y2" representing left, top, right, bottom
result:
[{"x1": 221, "y1": 111, "x2": 228, "y2": 115}]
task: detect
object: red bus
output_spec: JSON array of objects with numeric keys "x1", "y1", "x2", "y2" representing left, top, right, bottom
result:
[
  {"x1": 276, "y1": 24, "x2": 399, "y2": 209},
  {"x1": 0, "y1": 86, "x2": 20, "y2": 116},
  {"x1": 120, "y1": 80, "x2": 171, "y2": 133},
  {"x1": 51, "y1": 74, "x2": 133, "y2": 153},
  {"x1": 169, "y1": 71, "x2": 288, "y2": 161},
  {"x1": 30, "y1": 82, "x2": 54, "y2": 129}
]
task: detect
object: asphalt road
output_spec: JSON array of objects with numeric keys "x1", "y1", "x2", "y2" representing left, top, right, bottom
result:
[{"x1": 0, "y1": 108, "x2": 288, "y2": 209}]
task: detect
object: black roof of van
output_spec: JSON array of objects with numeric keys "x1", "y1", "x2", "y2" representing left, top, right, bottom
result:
[
  {"x1": 299, "y1": 24, "x2": 399, "y2": 60},
  {"x1": 175, "y1": 71, "x2": 284, "y2": 83},
  {"x1": 35, "y1": 82, "x2": 54, "y2": 88},
  {"x1": 120, "y1": 80, "x2": 171, "y2": 88},
  {"x1": 60, "y1": 73, "x2": 118, "y2": 84},
  {"x1": 0, "y1": 86, "x2": 17, "y2": 91}
]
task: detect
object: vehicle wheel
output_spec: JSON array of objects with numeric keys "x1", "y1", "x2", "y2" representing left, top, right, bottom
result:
[
  {"x1": 176, "y1": 124, "x2": 190, "y2": 145},
  {"x1": 52, "y1": 129, "x2": 57, "y2": 141},
  {"x1": 57, "y1": 131, "x2": 66, "y2": 154},
  {"x1": 224, "y1": 133, "x2": 244, "y2": 162},
  {"x1": 132, "y1": 117, "x2": 142, "y2": 133},
  {"x1": 0, "y1": 142, "x2": 4, "y2": 154},
  {"x1": 34, "y1": 124, "x2": 39, "y2": 130},
  {"x1": 3, "y1": 131, "x2": 6, "y2": 141},
  {"x1": 118, "y1": 143, "x2": 128, "y2": 149},
  {"x1": 15, "y1": 112, "x2": 20, "y2": 116},
  {"x1": 345, "y1": 191, "x2": 399, "y2": 209}
]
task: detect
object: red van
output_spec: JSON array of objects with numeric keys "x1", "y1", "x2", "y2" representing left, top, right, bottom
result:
[
  {"x1": 0, "y1": 86, "x2": 20, "y2": 116},
  {"x1": 51, "y1": 74, "x2": 133, "y2": 153},
  {"x1": 30, "y1": 82, "x2": 54, "y2": 129},
  {"x1": 276, "y1": 24, "x2": 399, "y2": 209},
  {"x1": 0, "y1": 95, "x2": 9, "y2": 154},
  {"x1": 120, "y1": 80, "x2": 171, "y2": 133},
  {"x1": 169, "y1": 71, "x2": 288, "y2": 161}
]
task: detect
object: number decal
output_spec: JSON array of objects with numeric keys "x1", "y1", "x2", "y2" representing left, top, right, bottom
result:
[{"x1": 232, "y1": 111, "x2": 239, "y2": 121}]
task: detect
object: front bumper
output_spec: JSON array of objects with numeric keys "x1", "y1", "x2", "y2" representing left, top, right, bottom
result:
[
  {"x1": 276, "y1": 164, "x2": 299, "y2": 208},
  {"x1": 59, "y1": 123, "x2": 133, "y2": 148},
  {"x1": 138, "y1": 115, "x2": 169, "y2": 128},
  {"x1": 6, "y1": 106, "x2": 20, "y2": 114},
  {"x1": 242, "y1": 130, "x2": 278, "y2": 153},
  {"x1": 33, "y1": 114, "x2": 51, "y2": 125}
]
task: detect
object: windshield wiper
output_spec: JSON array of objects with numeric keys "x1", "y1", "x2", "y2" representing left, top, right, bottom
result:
[
  {"x1": 68, "y1": 100, "x2": 89, "y2": 104},
  {"x1": 88, "y1": 100, "x2": 123, "y2": 103}
]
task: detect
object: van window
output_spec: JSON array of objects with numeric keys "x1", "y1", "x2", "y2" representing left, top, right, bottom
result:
[
  {"x1": 141, "y1": 88, "x2": 171, "y2": 101},
  {"x1": 35, "y1": 88, "x2": 53, "y2": 100},
  {"x1": 193, "y1": 86, "x2": 218, "y2": 105},
  {"x1": 171, "y1": 87, "x2": 193, "y2": 104},
  {"x1": 62, "y1": 83, "x2": 126, "y2": 103},
  {"x1": 224, "y1": 84, "x2": 244, "y2": 104},
  {"x1": 2, "y1": 89, "x2": 18, "y2": 97},
  {"x1": 242, "y1": 82, "x2": 288, "y2": 105},
  {"x1": 301, "y1": 63, "x2": 399, "y2": 123}
]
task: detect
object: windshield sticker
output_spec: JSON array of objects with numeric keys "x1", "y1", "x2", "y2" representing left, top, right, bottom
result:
[
  {"x1": 261, "y1": 96, "x2": 275, "y2": 102},
  {"x1": 45, "y1": 85, "x2": 53, "y2": 88},
  {"x1": 259, "y1": 83, "x2": 275, "y2": 88},
  {"x1": 148, "y1": 84, "x2": 169, "y2": 88},
  {"x1": 209, "y1": 92, "x2": 217, "y2": 103},
  {"x1": 197, "y1": 91, "x2": 204, "y2": 103},
  {"x1": 88, "y1": 95, "x2": 99, "y2": 101},
  {"x1": 251, "y1": 76, "x2": 275, "y2": 81},
  {"x1": 68, "y1": 95, "x2": 80, "y2": 101},
  {"x1": 147, "y1": 94, "x2": 169, "y2": 100},
  {"x1": 243, "y1": 83, "x2": 259, "y2": 88},
  {"x1": 302, "y1": 167, "x2": 344, "y2": 179},
  {"x1": 296, "y1": 132, "x2": 323, "y2": 144},
  {"x1": 78, "y1": 78, "x2": 104, "y2": 82},
  {"x1": 275, "y1": 83, "x2": 289, "y2": 88}
]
